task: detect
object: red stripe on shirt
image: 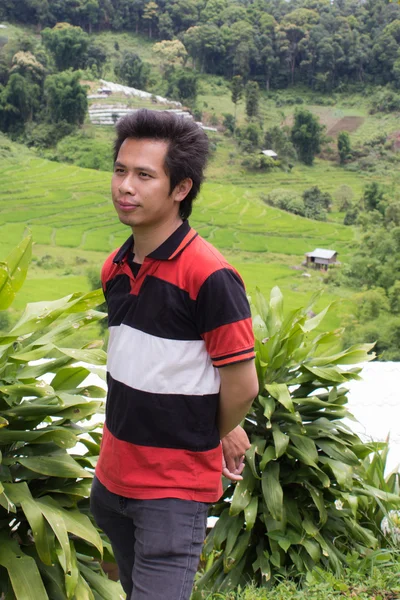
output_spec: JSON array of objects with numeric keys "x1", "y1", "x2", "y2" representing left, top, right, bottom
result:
[{"x1": 96, "y1": 425, "x2": 223, "y2": 502}]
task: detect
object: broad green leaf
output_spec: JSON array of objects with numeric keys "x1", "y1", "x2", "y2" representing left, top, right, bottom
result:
[
  {"x1": 225, "y1": 514, "x2": 244, "y2": 556},
  {"x1": 79, "y1": 562, "x2": 125, "y2": 599},
  {"x1": 245, "y1": 438, "x2": 264, "y2": 479},
  {"x1": 0, "y1": 416, "x2": 8, "y2": 428},
  {"x1": 212, "y1": 509, "x2": 231, "y2": 550},
  {"x1": 0, "y1": 427, "x2": 78, "y2": 449},
  {"x1": 18, "y1": 454, "x2": 91, "y2": 478},
  {"x1": 301, "y1": 304, "x2": 332, "y2": 333},
  {"x1": 230, "y1": 466, "x2": 256, "y2": 516},
  {"x1": 36, "y1": 499, "x2": 71, "y2": 573},
  {"x1": 65, "y1": 542, "x2": 79, "y2": 599},
  {"x1": 259, "y1": 445, "x2": 275, "y2": 471},
  {"x1": 262, "y1": 462, "x2": 283, "y2": 521},
  {"x1": 244, "y1": 496, "x2": 258, "y2": 531},
  {"x1": 315, "y1": 439, "x2": 359, "y2": 466},
  {"x1": 265, "y1": 383, "x2": 294, "y2": 413},
  {"x1": 289, "y1": 433, "x2": 319, "y2": 464},
  {"x1": 0, "y1": 236, "x2": 32, "y2": 310},
  {"x1": 4, "y1": 482, "x2": 54, "y2": 565},
  {"x1": 319, "y1": 457, "x2": 353, "y2": 488},
  {"x1": 51, "y1": 366, "x2": 91, "y2": 390},
  {"x1": 304, "y1": 482, "x2": 327, "y2": 525},
  {"x1": 75, "y1": 574, "x2": 95, "y2": 600},
  {"x1": 0, "y1": 531, "x2": 49, "y2": 599},
  {"x1": 252, "y1": 542, "x2": 271, "y2": 583},
  {"x1": 259, "y1": 395, "x2": 275, "y2": 420},
  {"x1": 272, "y1": 425, "x2": 289, "y2": 458},
  {"x1": 55, "y1": 346, "x2": 107, "y2": 365},
  {"x1": 223, "y1": 530, "x2": 251, "y2": 572},
  {"x1": 301, "y1": 538, "x2": 321, "y2": 562}
]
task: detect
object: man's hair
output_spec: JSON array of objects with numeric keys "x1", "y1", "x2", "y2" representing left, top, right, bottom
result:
[{"x1": 114, "y1": 109, "x2": 209, "y2": 220}]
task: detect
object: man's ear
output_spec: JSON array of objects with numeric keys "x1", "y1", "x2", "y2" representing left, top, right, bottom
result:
[{"x1": 173, "y1": 178, "x2": 193, "y2": 203}]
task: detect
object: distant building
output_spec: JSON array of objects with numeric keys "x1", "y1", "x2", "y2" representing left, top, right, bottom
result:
[
  {"x1": 305, "y1": 248, "x2": 338, "y2": 270},
  {"x1": 261, "y1": 149, "x2": 278, "y2": 159}
]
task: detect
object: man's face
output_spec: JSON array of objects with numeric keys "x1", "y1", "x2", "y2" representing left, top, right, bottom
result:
[{"x1": 111, "y1": 137, "x2": 180, "y2": 230}]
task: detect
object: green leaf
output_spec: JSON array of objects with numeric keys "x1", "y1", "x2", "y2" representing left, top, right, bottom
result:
[
  {"x1": 0, "y1": 416, "x2": 9, "y2": 428},
  {"x1": 225, "y1": 514, "x2": 244, "y2": 556},
  {"x1": 262, "y1": 462, "x2": 283, "y2": 521},
  {"x1": 301, "y1": 304, "x2": 331, "y2": 333},
  {"x1": 78, "y1": 562, "x2": 125, "y2": 600},
  {"x1": 0, "y1": 236, "x2": 32, "y2": 310},
  {"x1": 55, "y1": 346, "x2": 107, "y2": 366},
  {"x1": 259, "y1": 445, "x2": 275, "y2": 471},
  {"x1": 252, "y1": 542, "x2": 271, "y2": 583},
  {"x1": 4, "y1": 482, "x2": 54, "y2": 566},
  {"x1": 304, "y1": 482, "x2": 327, "y2": 525},
  {"x1": 0, "y1": 531, "x2": 49, "y2": 599},
  {"x1": 272, "y1": 424, "x2": 289, "y2": 459},
  {"x1": 265, "y1": 383, "x2": 294, "y2": 413},
  {"x1": 18, "y1": 455, "x2": 91, "y2": 478},
  {"x1": 36, "y1": 499, "x2": 72, "y2": 573},
  {"x1": 230, "y1": 466, "x2": 256, "y2": 516},
  {"x1": 245, "y1": 438, "x2": 265, "y2": 479},
  {"x1": 289, "y1": 433, "x2": 319, "y2": 465},
  {"x1": 0, "y1": 427, "x2": 78, "y2": 449},
  {"x1": 51, "y1": 366, "x2": 91, "y2": 390},
  {"x1": 319, "y1": 457, "x2": 353, "y2": 488},
  {"x1": 244, "y1": 496, "x2": 258, "y2": 531},
  {"x1": 315, "y1": 439, "x2": 359, "y2": 466}
]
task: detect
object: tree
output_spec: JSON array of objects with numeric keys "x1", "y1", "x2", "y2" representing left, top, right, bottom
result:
[
  {"x1": 44, "y1": 70, "x2": 87, "y2": 126},
  {"x1": 338, "y1": 131, "x2": 351, "y2": 165},
  {"x1": 264, "y1": 126, "x2": 297, "y2": 167},
  {"x1": 244, "y1": 80, "x2": 259, "y2": 119},
  {"x1": 114, "y1": 52, "x2": 151, "y2": 90},
  {"x1": 166, "y1": 68, "x2": 198, "y2": 105},
  {"x1": 291, "y1": 109, "x2": 324, "y2": 166},
  {"x1": 303, "y1": 186, "x2": 331, "y2": 221},
  {"x1": 142, "y1": 1, "x2": 159, "y2": 38},
  {"x1": 334, "y1": 184, "x2": 354, "y2": 212},
  {"x1": 230, "y1": 75, "x2": 243, "y2": 124},
  {"x1": 152, "y1": 39, "x2": 188, "y2": 73},
  {"x1": 363, "y1": 182, "x2": 385, "y2": 213},
  {"x1": 41, "y1": 23, "x2": 89, "y2": 71},
  {"x1": 0, "y1": 73, "x2": 41, "y2": 134}
]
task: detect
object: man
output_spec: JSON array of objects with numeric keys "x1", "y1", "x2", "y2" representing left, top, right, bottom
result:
[{"x1": 90, "y1": 109, "x2": 259, "y2": 600}]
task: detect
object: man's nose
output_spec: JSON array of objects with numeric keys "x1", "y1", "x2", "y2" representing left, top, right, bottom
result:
[{"x1": 119, "y1": 173, "x2": 136, "y2": 195}]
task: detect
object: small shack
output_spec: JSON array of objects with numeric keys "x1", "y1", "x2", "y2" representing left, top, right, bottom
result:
[
  {"x1": 305, "y1": 248, "x2": 338, "y2": 270},
  {"x1": 261, "y1": 149, "x2": 278, "y2": 159}
]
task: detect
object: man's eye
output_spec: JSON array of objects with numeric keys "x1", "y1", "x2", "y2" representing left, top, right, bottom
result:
[{"x1": 114, "y1": 168, "x2": 124, "y2": 174}]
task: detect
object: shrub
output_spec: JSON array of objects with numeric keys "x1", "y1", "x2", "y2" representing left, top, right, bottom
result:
[
  {"x1": 263, "y1": 189, "x2": 305, "y2": 216},
  {"x1": 0, "y1": 237, "x2": 123, "y2": 599},
  {"x1": 193, "y1": 288, "x2": 400, "y2": 596}
]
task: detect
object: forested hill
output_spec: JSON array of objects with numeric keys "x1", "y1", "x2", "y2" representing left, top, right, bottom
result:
[{"x1": 1, "y1": 0, "x2": 400, "y2": 91}]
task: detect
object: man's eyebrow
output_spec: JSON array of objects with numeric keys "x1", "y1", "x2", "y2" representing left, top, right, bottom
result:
[{"x1": 114, "y1": 160, "x2": 158, "y2": 175}]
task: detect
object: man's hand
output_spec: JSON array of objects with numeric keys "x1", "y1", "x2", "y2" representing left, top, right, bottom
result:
[{"x1": 221, "y1": 425, "x2": 251, "y2": 481}]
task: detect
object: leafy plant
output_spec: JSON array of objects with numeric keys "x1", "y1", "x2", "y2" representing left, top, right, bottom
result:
[
  {"x1": 193, "y1": 287, "x2": 400, "y2": 597},
  {"x1": 0, "y1": 237, "x2": 124, "y2": 599}
]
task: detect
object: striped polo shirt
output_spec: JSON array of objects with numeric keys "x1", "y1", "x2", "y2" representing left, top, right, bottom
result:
[{"x1": 95, "y1": 220, "x2": 255, "y2": 502}]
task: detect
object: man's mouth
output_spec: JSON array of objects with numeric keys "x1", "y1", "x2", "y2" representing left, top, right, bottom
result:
[{"x1": 117, "y1": 201, "x2": 140, "y2": 212}]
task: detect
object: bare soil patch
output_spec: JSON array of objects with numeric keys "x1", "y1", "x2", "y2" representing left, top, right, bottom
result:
[{"x1": 327, "y1": 116, "x2": 365, "y2": 137}]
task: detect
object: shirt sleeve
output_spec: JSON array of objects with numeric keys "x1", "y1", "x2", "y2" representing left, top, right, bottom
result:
[{"x1": 195, "y1": 268, "x2": 255, "y2": 368}]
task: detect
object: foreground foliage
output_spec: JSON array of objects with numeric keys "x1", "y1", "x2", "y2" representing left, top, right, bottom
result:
[
  {"x1": 193, "y1": 288, "x2": 400, "y2": 597},
  {"x1": 0, "y1": 237, "x2": 124, "y2": 599}
]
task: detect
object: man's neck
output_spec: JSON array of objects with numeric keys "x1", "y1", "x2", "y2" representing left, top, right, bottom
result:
[{"x1": 131, "y1": 217, "x2": 183, "y2": 263}]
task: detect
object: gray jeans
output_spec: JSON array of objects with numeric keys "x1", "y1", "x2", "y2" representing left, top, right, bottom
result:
[{"x1": 90, "y1": 476, "x2": 209, "y2": 600}]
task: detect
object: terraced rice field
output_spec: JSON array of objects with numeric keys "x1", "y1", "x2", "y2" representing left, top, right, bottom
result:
[{"x1": 0, "y1": 141, "x2": 357, "y2": 326}]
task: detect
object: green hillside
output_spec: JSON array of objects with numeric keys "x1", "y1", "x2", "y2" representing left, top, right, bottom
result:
[{"x1": 0, "y1": 134, "x2": 357, "y2": 328}]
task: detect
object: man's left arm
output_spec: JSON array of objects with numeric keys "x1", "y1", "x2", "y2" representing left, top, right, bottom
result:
[{"x1": 218, "y1": 360, "x2": 258, "y2": 480}]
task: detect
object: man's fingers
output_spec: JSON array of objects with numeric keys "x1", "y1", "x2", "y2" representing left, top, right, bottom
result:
[{"x1": 222, "y1": 467, "x2": 243, "y2": 481}]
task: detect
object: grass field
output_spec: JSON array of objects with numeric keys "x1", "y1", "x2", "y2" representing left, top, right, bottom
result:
[{"x1": 1, "y1": 133, "x2": 360, "y2": 329}]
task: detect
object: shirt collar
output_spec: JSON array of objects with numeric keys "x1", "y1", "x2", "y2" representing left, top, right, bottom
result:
[{"x1": 113, "y1": 220, "x2": 198, "y2": 264}]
